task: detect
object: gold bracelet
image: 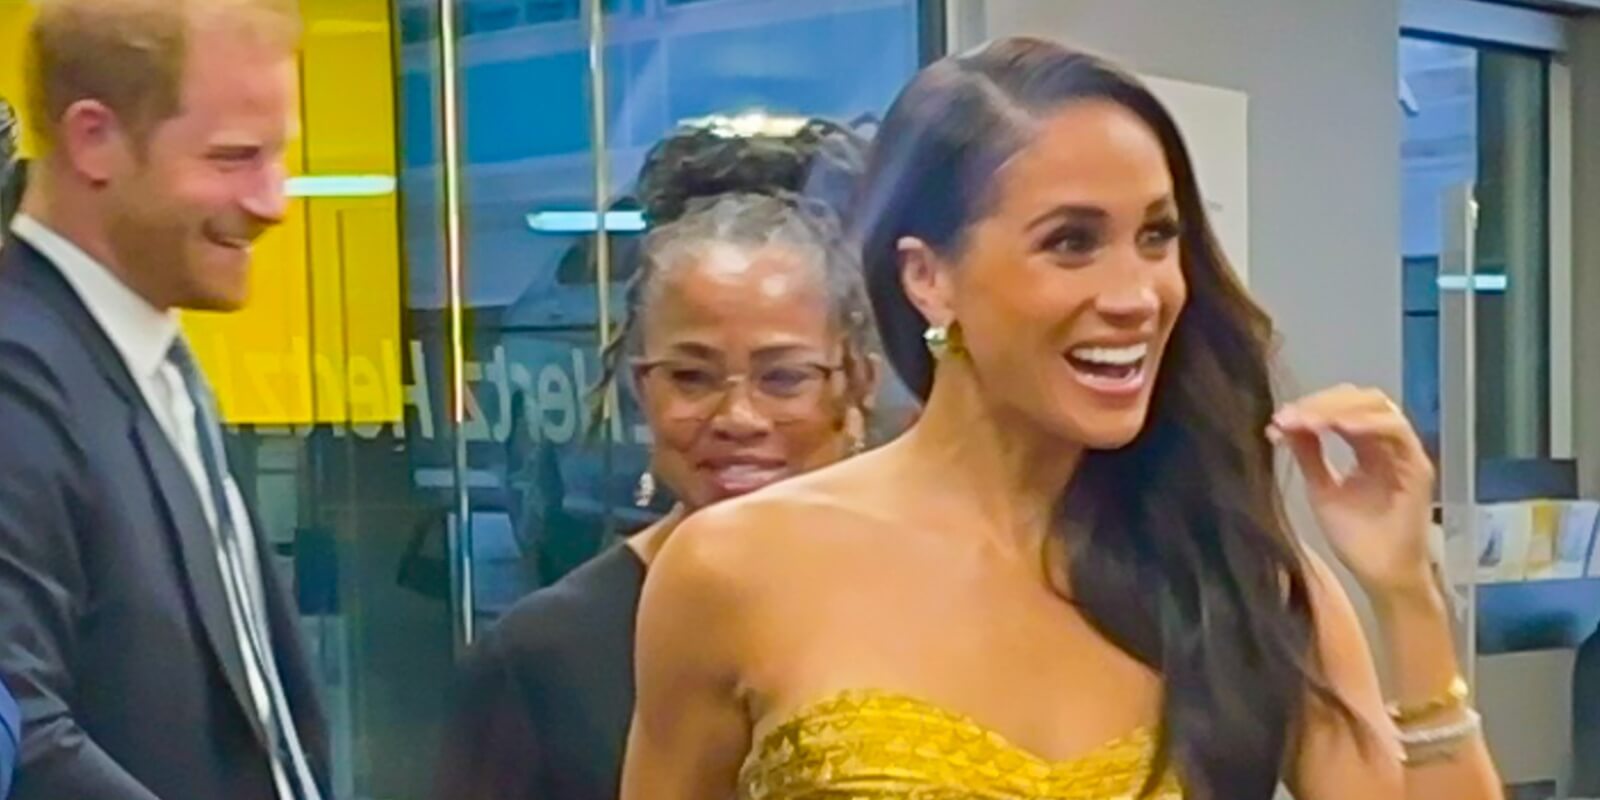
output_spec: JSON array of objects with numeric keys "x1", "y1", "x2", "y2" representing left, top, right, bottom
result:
[{"x1": 1387, "y1": 675, "x2": 1469, "y2": 725}]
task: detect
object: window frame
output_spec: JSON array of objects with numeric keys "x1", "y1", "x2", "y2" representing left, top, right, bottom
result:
[{"x1": 1401, "y1": 0, "x2": 1574, "y2": 459}]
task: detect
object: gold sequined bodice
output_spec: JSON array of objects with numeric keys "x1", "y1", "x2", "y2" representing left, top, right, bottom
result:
[{"x1": 739, "y1": 689, "x2": 1182, "y2": 800}]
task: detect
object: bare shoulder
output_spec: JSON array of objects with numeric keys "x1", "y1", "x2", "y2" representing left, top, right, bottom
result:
[
  {"x1": 646, "y1": 500, "x2": 784, "y2": 605},
  {"x1": 654, "y1": 465, "x2": 878, "y2": 593},
  {"x1": 636, "y1": 475, "x2": 876, "y2": 692},
  {"x1": 646, "y1": 456, "x2": 892, "y2": 635}
]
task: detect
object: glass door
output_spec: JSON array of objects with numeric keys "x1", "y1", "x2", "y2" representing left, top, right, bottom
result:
[
  {"x1": 209, "y1": 2, "x2": 945, "y2": 797},
  {"x1": 1399, "y1": 31, "x2": 1593, "y2": 799},
  {"x1": 1400, "y1": 37, "x2": 1552, "y2": 468},
  {"x1": 455, "y1": 0, "x2": 942, "y2": 638},
  {"x1": 0, "y1": 1, "x2": 945, "y2": 797}
]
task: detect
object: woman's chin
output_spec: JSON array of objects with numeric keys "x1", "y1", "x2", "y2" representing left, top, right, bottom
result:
[{"x1": 1054, "y1": 414, "x2": 1150, "y2": 452}]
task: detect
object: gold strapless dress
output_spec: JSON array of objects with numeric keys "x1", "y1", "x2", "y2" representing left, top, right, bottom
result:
[{"x1": 739, "y1": 689, "x2": 1182, "y2": 800}]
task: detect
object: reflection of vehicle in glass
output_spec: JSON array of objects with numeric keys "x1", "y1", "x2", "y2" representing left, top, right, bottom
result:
[
  {"x1": 395, "y1": 0, "x2": 921, "y2": 311},
  {"x1": 395, "y1": 307, "x2": 665, "y2": 600},
  {"x1": 391, "y1": 226, "x2": 661, "y2": 602},
  {"x1": 392, "y1": 0, "x2": 924, "y2": 595},
  {"x1": 496, "y1": 222, "x2": 658, "y2": 588}
]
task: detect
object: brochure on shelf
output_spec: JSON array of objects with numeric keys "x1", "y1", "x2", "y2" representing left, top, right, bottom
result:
[
  {"x1": 1475, "y1": 500, "x2": 1600, "y2": 583},
  {"x1": 1478, "y1": 502, "x2": 1532, "y2": 583}
]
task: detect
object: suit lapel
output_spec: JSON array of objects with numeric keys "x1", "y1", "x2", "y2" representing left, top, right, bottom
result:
[
  {"x1": 6, "y1": 243, "x2": 270, "y2": 747},
  {"x1": 129, "y1": 412, "x2": 268, "y2": 747}
]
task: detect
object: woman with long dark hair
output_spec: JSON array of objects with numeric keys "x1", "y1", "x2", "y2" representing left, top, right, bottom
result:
[
  {"x1": 622, "y1": 39, "x2": 1501, "y2": 799},
  {"x1": 431, "y1": 116, "x2": 880, "y2": 800}
]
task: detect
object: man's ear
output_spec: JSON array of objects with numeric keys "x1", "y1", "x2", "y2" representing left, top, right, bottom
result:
[
  {"x1": 897, "y1": 236, "x2": 955, "y2": 329},
  {"x1": 57, "y1": 99, "x2": 133, "y2": 186}
]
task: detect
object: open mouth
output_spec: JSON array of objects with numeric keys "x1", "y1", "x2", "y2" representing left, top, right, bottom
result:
[
  {"x1": 699, "y1": 458, "x2": 788, "y2": 497},
  {"x1": 1065, "y1": 342, "x2": 1149, "y2": 394},
  {"x1": 203, "y1": 226, "x2": 254, "y2": 252},
  {"x1": 207, "y1": 235, "x2": 251, "y2": 251}
]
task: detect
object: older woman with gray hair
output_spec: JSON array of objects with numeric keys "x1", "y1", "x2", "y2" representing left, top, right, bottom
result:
[{"x1": 432, "y1": 114, "x2": 883, "y2": 800}]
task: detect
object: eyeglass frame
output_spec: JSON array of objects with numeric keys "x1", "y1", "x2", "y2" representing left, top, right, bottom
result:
[{"x1": 629, "y1": 356, "x2": 848, "y2": 424}]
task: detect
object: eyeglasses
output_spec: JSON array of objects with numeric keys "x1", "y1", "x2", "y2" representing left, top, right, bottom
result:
[{"x1": 632, "y1": 357, "x2": 843, "y2": 423}]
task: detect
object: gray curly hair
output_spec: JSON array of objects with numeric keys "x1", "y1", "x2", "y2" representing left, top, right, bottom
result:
[{"x1": 589, "y1": 117, "x2": 880, "y2": 439}]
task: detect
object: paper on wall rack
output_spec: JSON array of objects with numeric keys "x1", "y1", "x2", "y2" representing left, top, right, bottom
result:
[{"x1": 1554, "y1": 500, "x2": 1598, "y2": 579}]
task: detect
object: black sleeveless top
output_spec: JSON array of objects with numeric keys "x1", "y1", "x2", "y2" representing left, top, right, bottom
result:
[{"x1": 434, "y1": 545, "x2": 648, "y2": 800}]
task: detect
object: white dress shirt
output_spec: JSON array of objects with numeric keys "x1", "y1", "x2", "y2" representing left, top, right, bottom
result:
[{"x1": 10, "y1": 214, "x2": 297, "y2": 800}]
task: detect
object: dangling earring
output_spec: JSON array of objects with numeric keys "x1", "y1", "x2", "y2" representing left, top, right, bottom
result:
[
  {"x1": 634, "y1": 472, "x2": 657, "y2": 508},
  {"x1": 924, "y1": 320, "x2": 964, "y2": 360},
  {"x1": 843, "y1": 406, "x2": 868, "y2": 455}
]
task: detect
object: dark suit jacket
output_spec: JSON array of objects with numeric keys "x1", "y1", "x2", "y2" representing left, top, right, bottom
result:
[{"x1": 0, "y1": 239, "x2": 331, "y2": 800}]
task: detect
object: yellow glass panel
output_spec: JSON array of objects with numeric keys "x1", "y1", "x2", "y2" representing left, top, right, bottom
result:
[
  {"x1": 0, "y1": 1, "x2": 402, "y2": 426},
  {"x1": 186, "y1": 0, "x2": 404, "y2": 426},
  {"x1": 0, "y1": 2, "x2": 36, "y2": 158},
  {"x1": 185, "y1": 194, "x2": 318, "y2": 423}
]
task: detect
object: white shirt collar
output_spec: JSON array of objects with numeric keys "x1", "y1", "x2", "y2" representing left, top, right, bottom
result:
[{"x1": 10, "y1": 213, "x2": 181, "y2": 381}]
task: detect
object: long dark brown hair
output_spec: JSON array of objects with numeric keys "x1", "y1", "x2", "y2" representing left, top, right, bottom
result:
[{"x1": 854, "y1": 38, "x2": 1351, "y2": 799}]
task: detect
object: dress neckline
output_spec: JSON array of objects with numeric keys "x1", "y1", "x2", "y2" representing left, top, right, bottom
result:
[{"x1": 750, "y1": 687, "x2": 1157, "y2": 770}]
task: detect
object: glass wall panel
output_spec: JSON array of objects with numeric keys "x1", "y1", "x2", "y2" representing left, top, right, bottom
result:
[
  {"x1": 0, "y1": 2, "x2": 939, "y2": 797},
  {"x1": 462, "y1": 0, "x2": 933, "y2": 626},
  {"x1": 1400, "y1": 32, "x2": 1589, "y2": 799},
  {"x1": 1399, "y1": 36, "x2": 1551, "y2": 463},
  {"x1": 453, "y1": 0, "x2": 623, "y2": 634},
  {"x1": 209, "y1": 3, "x2": 454, "y2": 799},
  {"x1": 1474, "y1": 48, "x2": 1550, "y2": 461},
  {"x1": 316, "y1": 1, "x2": 937, "y2": 797}
]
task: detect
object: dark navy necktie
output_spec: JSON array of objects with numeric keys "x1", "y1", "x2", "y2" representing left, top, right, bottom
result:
[{"x1": 167, "y1": 339, "x2": 319, "y2": 800}]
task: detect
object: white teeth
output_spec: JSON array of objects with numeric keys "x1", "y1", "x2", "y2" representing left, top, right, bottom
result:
[{"x1": 1069, "y1": 343, "x2": 1148, "y2": 366}]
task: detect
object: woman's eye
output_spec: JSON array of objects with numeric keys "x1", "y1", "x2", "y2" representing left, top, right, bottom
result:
[
  {"x1": 1045, "y1": 226, "x2": 1102, "y2": 259},
  {"x1": 758, "y1": 367, "x2": 816, "y2": 397},
  {"x1": 668, "y1": 368, "x2": 721, "y2": 392},
  {"x1": 1138, "y1": 219, "x2": 1182, "y2": 251}
]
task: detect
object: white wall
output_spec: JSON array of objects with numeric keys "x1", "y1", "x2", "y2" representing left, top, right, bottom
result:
[
  {"x1": 955, "y1": 3, "x2": 1406, "y2": 616},
  {"x1": 954, "y1": 0, "x2": 1600, "y2": 788},
  {"x1": 956, "y1": 0, "x2": 1405, "y2": 668},
  {"x1": 957, "y1": 0, "x2": 1404, "y2": 402}
]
